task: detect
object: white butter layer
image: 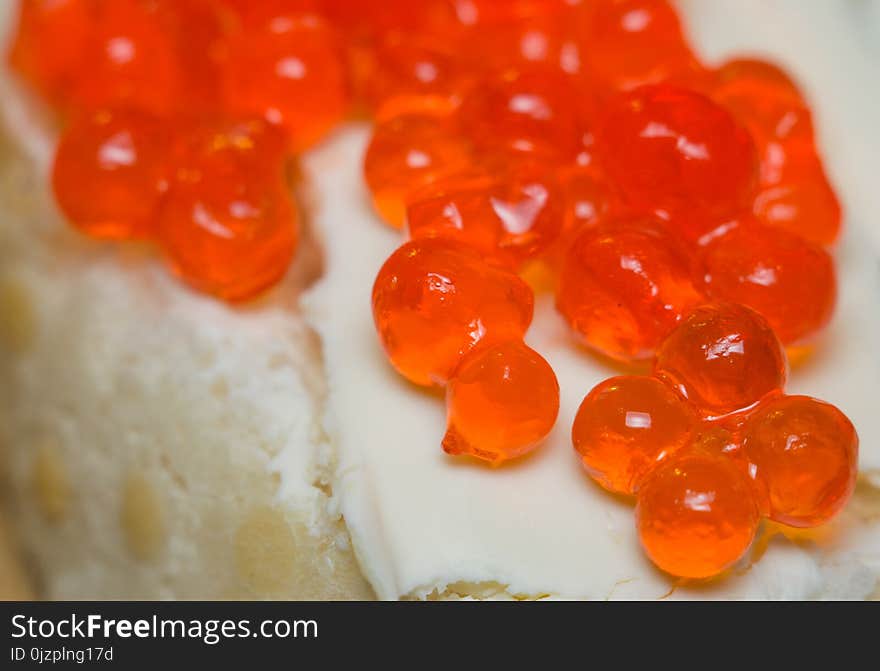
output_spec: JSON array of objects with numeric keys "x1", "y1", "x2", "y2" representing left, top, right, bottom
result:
[{"x1": 302, "y1": 1, "x2": 880, "y2": 599}]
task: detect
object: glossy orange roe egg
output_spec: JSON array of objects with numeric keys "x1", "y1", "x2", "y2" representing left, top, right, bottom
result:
[
  {"x1": 52, "y1": 108, "x2": 171, "y2": 240},
  {"x1": 556, "y1": 220, "x2": 702, "y2": 361},
  {"x1": 459, "y1": 67, "x2": 580, "y2": 162},
  {"x1": 636, "y1": 451, "x2": 760, "y2": 578},
  {"x1": 756, "y1": 136, "x2": 816, "y2": 190},
  {"x1": 655, "y1": 303, "x2": 787, "y2": 417},
  {"x1": 743, "y1": 395, "x2": 858, "y2": 528},
  {"x1": 753, "y1": 168, "x2": 842, "y2": 247},
  {"x1": 406, "y1": 162, "x2": 564, "y2": 270},
  {"x1": 572, "y1": 375, "x2": 698, "y2": 495},
  {"x1": 688, "y1": 425, "x2": 745, "y2": 463},
  {"x1": 444, "y1": 340, "x2": 559, "y2": 465},
  {"x1": 364, "y1": 114, "x2": 473, "y2": 228},
  {"x1": 364, "y1": 34, "x2": 472, "y2": 120},
  {"x1": 455, "y1": 8, "x2": 585, "y2": 76},
  {"x1": 596, "y1": 84, "x2": 758, "y2": 220},
  {"x1": 153, "y1": 0, "x2": 229, "y2": 116},
  {"x1": 221, "y1": 12, "x2": 349, "y2": 151},
  {"x1": 71, "y1": 0, "x2": 181, "y2": 116},
  {"x1": 7, "y1": 0, "x2": 91, "y2": 107},
  {"x1": 450, "y1": 0, "x2": 574, "y2": 25},
  {"x1": 711, "y1": 58, "x2": 816, "y2": 186},
  {"x1": 711, "y1": 58, "x2": 812, "y2": 147},
  {"x1": 221, "y1": 0, "x2": 323, "y2": 28},
  {"x1": 580, "y1": 0, "x2": 700, "y2": 91},
  {"x1": 321, "y1": 0, "x2": 457, "y2": 43},
  {"x1": 697, "y1": 221, "x2": 836, "y2": 345},
  {"x1": 372, "y1": 238, "x2": 534, "y2": 386},
  {"x1": 158, "y1": 120, "x2": 297, "y2": 301},
  {"x1": 559, "y1": 165, "x2": 612, "y2": 235}
]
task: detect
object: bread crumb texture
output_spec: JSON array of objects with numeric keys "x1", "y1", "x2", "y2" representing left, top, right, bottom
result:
[
  {"x1": 31, "y1": 439, "x2": 70, "y2": 524},
  {"x1": 0, "y1": 276, "x2": 36, "y2": 354},
  {"x1": 0, "y1": 127, "x2": 372, "y2": 599},
  {"x1": 120, "y1": 474, "x2": 166, "y2": 561}
]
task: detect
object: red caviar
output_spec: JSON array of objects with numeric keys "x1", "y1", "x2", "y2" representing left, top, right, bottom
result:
[
  {"x1": 221, "y1": 0, "x2": 324, "y2": 28},
  {"x1": 580, "y1": 0, "x2": 700, "y2": 91},
  {"x1": 711, "y1": 58, "x2": 816, "y2": 185},
  {"x1": 363, "y1": 34, "x2": 472, "y2": 120},
  {"x1": 152, "y1": 0, "x2": 228, "y2": 116},
  {"x1": 372, "y1": 238, "x2": 534, "y2": 386},
  {"x1": 221, "y1": 11, "x2": 349, "y2": 151},
  {"x1": 364, "y1": 114, "x2": 473, "y2": 228},
  {"x1": 753, "y1": 167, "x2": 842, "y2": 247},
  {"x1": 458, "y1": 67, "x2": 580, "y2": 162},
  {"x1": 320, "y1": 0, "x2": 457, "y2": 42},
  {"x1": 8, "y1": 0, "x2": 91, "y2": 107},
  {"x1": 572, "y1": 375, "x2": 698, "y2": 495},
  {"x1": 406, "y1": 162, "x2": 564, "y2": 270},
  {"x1": 52, "y1": 108, "x2": 171, "y2": 240},
  {"x1": 687, "y1": 425, "x2": 745, "y2": 462},
  {"x1": 636, "y1": 450, "x2": 760, "y2": 579},
  {"x1": 444, "y1": 340, "x2": 559, "y2": 465},
  {"x1": 455, "y1": 7, "x2": 586, "y2": 76},
  {"x1": 450, "y1": 0, "x2": 574, "y2": 25},
  {"x1": 157, "y1": 120, "x2": 298, "y2": 301},
  {"x1": 743, "y1": 395, "x2": 858, "y2": 527},
  {"x1": 697, "y1": 221, "x2": 836, "y2": 345},
  {"x1": 559, "y1": 165, "x2": 612, "y2": 235},
  {"x1": 711, "y1": 58, "x2": 813, "y2": 150},
  {"x1": 72, "y1": 0, "x2": 181, "y2": 116},
  {"x1": 596, "y1": 84, "x2": 758, "y2": 220},
  {"x1": 556, "y1": 220, "x2": 702, "y2": 361},
  {"x1": 655, "y1": 303, "x2": 787, "y2": 417}
]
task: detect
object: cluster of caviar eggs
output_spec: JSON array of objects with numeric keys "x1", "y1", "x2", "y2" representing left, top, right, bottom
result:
[
  {"x1": 573, "y1": 303, "x2": 857, "y2": 578},
  {"x1": 12, "y1": 0, "x2": 858, "y2": 579},
  {"x1": 361, "y1": 1, "x2": 857, "y2": 578},
  {"x1": 11, "y1": 0, "x2": 355, "y2": 300}
]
